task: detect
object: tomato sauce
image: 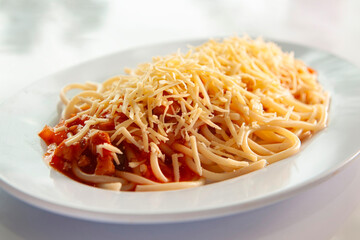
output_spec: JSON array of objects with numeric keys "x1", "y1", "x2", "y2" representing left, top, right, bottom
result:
[{"x1": 39, "y1": 120, "x2": 200, "y2": 190}]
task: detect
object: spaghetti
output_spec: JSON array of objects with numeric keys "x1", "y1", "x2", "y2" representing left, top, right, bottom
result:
[{"x1": 39, "y1": 36, "x2": 329, "y2": 191}]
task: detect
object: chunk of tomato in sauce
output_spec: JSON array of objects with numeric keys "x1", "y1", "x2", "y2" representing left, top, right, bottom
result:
[
  {"x1": 38, "y1": 125, "x2": 67, "y2": 145},
  {"x1": 54, "y1": 138, "x2": 88, "y2": 162},
  {"x1": 90, "y1": 131, "x2": 116, "y2": 176}
]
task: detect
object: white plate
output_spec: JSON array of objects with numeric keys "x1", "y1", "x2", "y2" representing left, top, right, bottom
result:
[{"x1": 0, "y1": 39, "x2": 360, "y2": 224}]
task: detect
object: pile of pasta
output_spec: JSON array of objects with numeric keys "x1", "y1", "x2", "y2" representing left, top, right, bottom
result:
[{"x1": 39, "y1": 36, "x2": 329, "y2": 191}]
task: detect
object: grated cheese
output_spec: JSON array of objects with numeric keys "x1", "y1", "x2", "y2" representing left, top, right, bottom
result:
[{"x1": 58, "y1": 35, "x2": 329, "y2": 188}]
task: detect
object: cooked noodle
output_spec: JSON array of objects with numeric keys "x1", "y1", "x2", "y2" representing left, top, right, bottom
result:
[{"x1": 39, "y1": 36, "x2": 329, "y2": 192}]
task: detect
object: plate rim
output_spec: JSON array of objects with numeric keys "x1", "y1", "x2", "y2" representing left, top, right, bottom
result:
[{"x1": 1, "y1": 150, "x2": 359, "y2": 224}]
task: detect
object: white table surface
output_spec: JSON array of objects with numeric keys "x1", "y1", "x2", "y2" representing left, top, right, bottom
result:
[{"x1": 0, "y1": 0, "x2": 359, "y2": 239}]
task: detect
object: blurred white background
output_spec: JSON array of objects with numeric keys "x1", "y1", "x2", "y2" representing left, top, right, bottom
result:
[
  {"x1": 0, "y1": 0, "x2": 359, "y2": 239},
  {"x1": 1, "y1": 0, "x2": 359, "y2": 101}
]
